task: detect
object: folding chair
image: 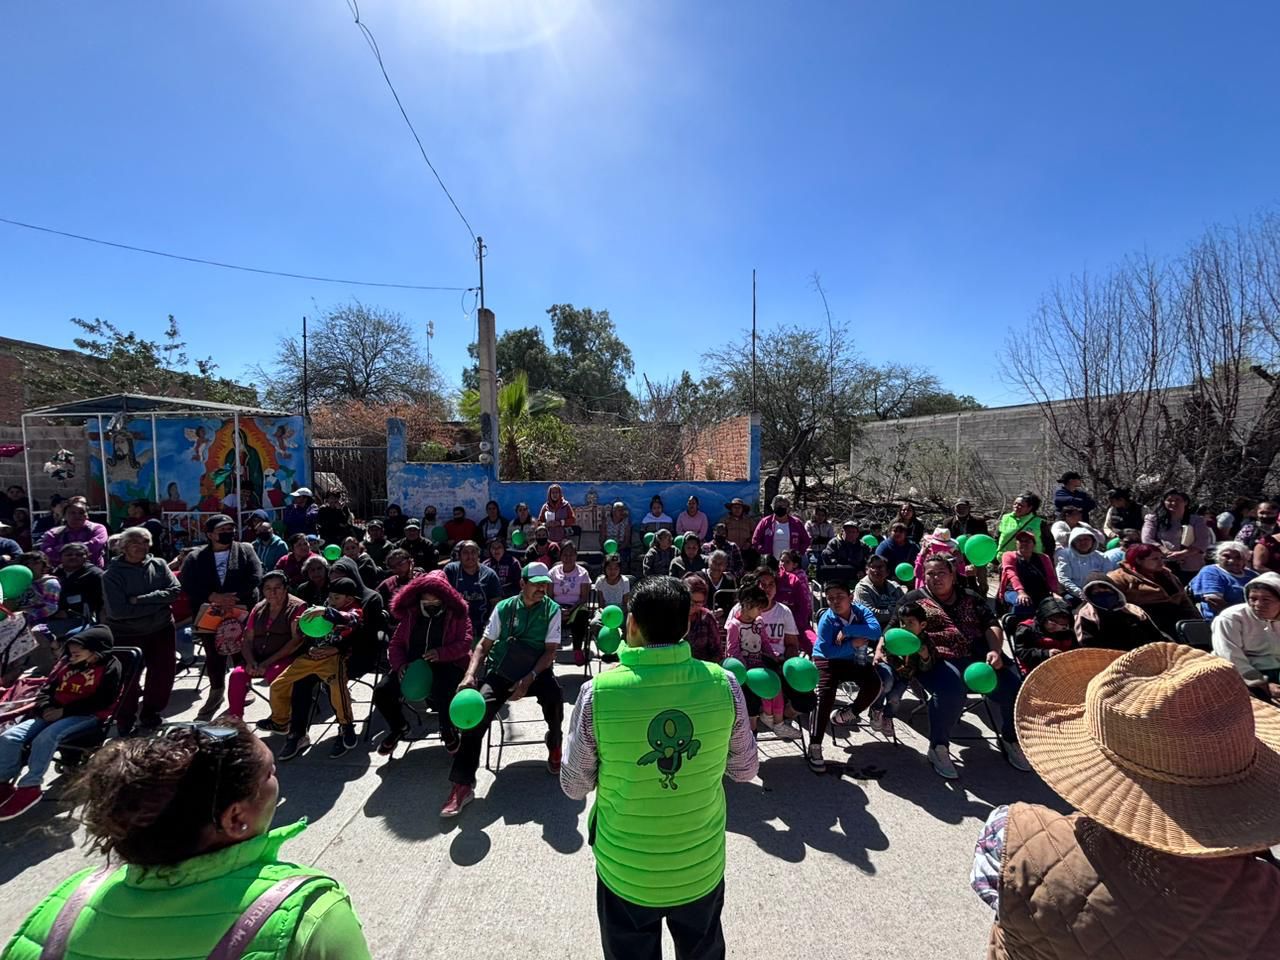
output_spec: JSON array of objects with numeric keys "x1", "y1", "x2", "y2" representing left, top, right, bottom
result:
[
  {"x1": 55, "y1": 646, "x2": 144, "y2": 769},
  {"x1": 484, "y1": 703, "x2": 554, "y2": 773},
  {"x1": 1175, "y1": 618, "x2": 1213, "y2": 651}
]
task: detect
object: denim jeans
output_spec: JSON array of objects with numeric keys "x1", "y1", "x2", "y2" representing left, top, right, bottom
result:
[
  {"x1": 914, "y1": 657, "x2": 1021, "y2": 748},
  {"x1": 873, "y1": 663, "x2": 909, "y2": 719},
  {"x1": 0, "y1": 714, "x2": 101, "y2": 787}
]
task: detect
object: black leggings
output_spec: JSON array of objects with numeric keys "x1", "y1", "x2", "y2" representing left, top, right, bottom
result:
[{"x1": 372, "y1": 658, "x2": 465, "y2": 740}]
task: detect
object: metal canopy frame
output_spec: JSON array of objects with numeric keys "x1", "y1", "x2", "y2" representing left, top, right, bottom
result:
[{"x1": 20, "y1": 393, "x2": 291, "y2": 532}]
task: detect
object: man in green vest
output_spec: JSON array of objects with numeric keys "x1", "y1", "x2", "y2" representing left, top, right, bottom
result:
[
  {"x1": 441, "y1": 562, "x2": 565, "y2": 817},
  {"x1": 561, "y1": 576, "x2": 758, "y2": 960}
]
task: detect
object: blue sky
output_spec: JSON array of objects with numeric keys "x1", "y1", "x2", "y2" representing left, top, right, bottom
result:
[{"x1": 3, "y1": 1, "x2": 1279, "y2": 407}]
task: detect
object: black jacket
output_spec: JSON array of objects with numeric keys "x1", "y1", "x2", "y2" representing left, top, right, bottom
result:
[
  {"x1": 179, "y1": 541, "x2": 263, "y2": 610},
  {"x1": 397, "y1": 536, "x2": 439, "y2": 572},
  {"x1": 55, "y1": 565, "x2": 105, "y2": 619}
]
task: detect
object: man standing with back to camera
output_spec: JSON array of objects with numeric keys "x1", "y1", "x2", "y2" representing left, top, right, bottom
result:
[{"x1": 562, "y1": 576, "x2": 758, "y2": 959}]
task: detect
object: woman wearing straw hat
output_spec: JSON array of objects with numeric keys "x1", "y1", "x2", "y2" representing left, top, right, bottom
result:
[{"x1": 971, "y1": 642, "x2": 1280, "y2": 958}]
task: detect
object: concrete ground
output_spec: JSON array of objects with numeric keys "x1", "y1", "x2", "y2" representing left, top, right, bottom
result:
[{"x1": 0, "y1": 659, "x2": 1065, "y2": 959}]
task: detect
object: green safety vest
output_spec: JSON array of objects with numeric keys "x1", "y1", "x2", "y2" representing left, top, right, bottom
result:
[
  {"x1": 487, "y1": 594, "x2": 558, "y2": 674},
  {"x1": 591, "y1": 642, "x2": 735, "y2": 908},
  {"x1": 2, "y1": 821, "x2": 356, "y2": 960},
  {"x1": 996, "y1": 513, "x2": 1047, "y2": 555}
]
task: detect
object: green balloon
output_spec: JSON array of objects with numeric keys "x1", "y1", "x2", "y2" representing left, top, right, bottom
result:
[
  {"x1": 601, "y1": 604, "x2": 624, "y2": 630},
  {"x1": 604, "y1": 539, "x2": 619, "y2": 555},
  {"x1": 955, "y1": 534, "x2": 969, "y2": 551},
  {"x1": 298, "y1": 609, "x2": 334, "y2": 638},
  {"x1": 1106, "y1": 537, "x2": 1120, "y2": 550},
  {"x1": 597, "y1": 625, "x2": 622, "y2": 654},
  {"x1": 782, "y1": 657, "x2": 819, "y2": 693},
  {"x1": 883, "y1": 627, "x2": 921, "y2": 657},
  {"x1": 963, "y1": 534, "x2": 998, "y2": 567},
  {"x1": 430, "y1": 526, "x2": 447, "y2": 544},
  {"x1": 401, "y1": 659, "x2": 433, "y2": 700},
  {"x1": 511, "y1": 529, "x2": 526, "y2": 547},
  {"x1": 894, "y1": 562, "x2": 915, "y2": 583},
  {"x1": 449, "y1": 687, "x2": 487, "y2": 729},
  {"x1": 745, "y1": 667, "x2": 781, "y2": 700},
  {"x1": 721, "y1": 657, "x2": 747, "y2": 684},
  {"x1": 643, "y1": 532, "x2": 655, "y2": 547},
  {"x1": 673, "y1": 535, "x2": 685, "y2": 550},
  {"x1": 322, "y1": 544, "x2": 341, "y2": 562},
  {"x1": 964, "y1": 661, "x2": 998, "y2": 695},
  {"x1": 0, "y1": 564, "x2": 34, "y2": 598},
  {"x1": 860, "y1": 534, "x2": 878, "y2": 548}
]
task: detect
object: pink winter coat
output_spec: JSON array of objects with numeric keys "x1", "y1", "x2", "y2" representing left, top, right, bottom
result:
[{"x1": 389, "y1": 571, "x2": 473, "y2": 670}]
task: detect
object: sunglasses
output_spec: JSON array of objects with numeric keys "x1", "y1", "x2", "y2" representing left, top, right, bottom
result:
[{"x1": 159, "y1": 723, "x2": 239, "y2": 825}]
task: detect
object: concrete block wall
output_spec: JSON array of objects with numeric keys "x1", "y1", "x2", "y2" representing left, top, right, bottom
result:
[
  {"x1": 386, "y1": 414, "x2": 763, "y2": 525},
  {"x1": 0, "y1": 424, "x2": 91, "y2": 510}
]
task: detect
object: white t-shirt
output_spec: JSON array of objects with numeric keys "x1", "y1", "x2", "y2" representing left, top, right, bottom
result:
[
  {"x1": 641, "y1": 512, "x2": 673, "y2": 525},
  {"x1": 213, "y1": 548, "x2": 230, "y2": 585},
  {"x1": 772, "y1": 521, "x2": 791, "y2": 559},
  {"x1": 593, "y1": 575, "x2": 631, "y2": 609},
  {"x1": 727, "y1": 602, "x2": 797, "y2": 661},
  {"x1": 550, "y1": 563, "x2": 591, "y2": 606}
]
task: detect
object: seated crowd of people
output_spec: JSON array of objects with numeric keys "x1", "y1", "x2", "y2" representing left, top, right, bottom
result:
[{"x1": 1, "y1": 477, "x2": 1279, "y2": 821}]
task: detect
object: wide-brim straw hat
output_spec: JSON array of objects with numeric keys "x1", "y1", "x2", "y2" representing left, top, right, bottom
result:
[{"x1": 1015, "y1": 642, "x2": 1280, "y2": 858}]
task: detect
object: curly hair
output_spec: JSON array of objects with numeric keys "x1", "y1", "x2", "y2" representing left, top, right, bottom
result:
[{"x1": 75, "y1": 719, "x2": 267, "y2": 866}]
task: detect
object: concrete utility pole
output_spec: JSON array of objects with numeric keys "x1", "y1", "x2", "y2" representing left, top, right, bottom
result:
[{"x1": 477, "y1": 305, "x2": 499, "y2": 480}]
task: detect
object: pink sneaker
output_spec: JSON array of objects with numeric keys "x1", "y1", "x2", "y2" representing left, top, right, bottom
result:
[
  {"x1": 0, "y1": 786, "x2": 42, "y2": 821},
  {"x1": 440, "y1": 783, "x2": 474, "y2": 818}
]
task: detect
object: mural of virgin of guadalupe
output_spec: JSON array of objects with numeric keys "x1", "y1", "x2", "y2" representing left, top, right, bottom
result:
[{"x1": 212, "y1": 429, "x2": 264, "y2": 510}]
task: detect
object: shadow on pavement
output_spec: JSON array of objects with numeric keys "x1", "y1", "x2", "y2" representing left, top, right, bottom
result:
[
  {"x1": 272, "y1": 737, "x2": 373, "y2": 824},
  {"x1": 0, "y1": 782, "x2": 81, "y2": 887},
  {"x1": 726, "y1": 755, "x2": 888, "y2": 873}
]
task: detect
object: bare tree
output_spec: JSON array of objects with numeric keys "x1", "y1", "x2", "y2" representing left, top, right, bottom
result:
[{"x1": 1004, "y1": 211, "x2": 1280, "y2": 505}]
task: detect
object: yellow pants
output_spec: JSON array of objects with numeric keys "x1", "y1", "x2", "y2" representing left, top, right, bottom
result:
[{"x1": 268, "y1": 653, "x2": 353, "y2": 726}]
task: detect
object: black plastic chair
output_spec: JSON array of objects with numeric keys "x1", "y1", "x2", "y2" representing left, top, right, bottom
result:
[{"x1": 1175, "y1": 618, "x2": 1213, "y2": 651}]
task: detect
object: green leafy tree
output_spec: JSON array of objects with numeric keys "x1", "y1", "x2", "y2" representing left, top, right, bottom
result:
[
  {"x1": 16, "y1": 316, "x2": 254, "y2": 407},
  {"x1": 461, "y1": 304, "x2": 636, "y2": 417}
]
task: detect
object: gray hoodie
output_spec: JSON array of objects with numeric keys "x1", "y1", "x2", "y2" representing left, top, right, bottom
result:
[
  {"x1": 1211, "y1": 571, "x2": 1280, "y2": 687},
  {"x1": 102, "y1": 554, "x2": 182, "y2": 636}
]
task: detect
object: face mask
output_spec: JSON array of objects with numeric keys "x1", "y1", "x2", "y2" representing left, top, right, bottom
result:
[
  {"x1": 774, "y1": 507, "x2": 787, "y2": 517},
  {"x1": 420, "y1": 599, "x2": 443, "y2": 615},
  {"x1": 1088, "y1": 592, "x2": 1122, "y2": 611},
  {"x1": 215, "y1": 532, "x2": 234, "y2": 545},
  {"x1": 257, "y1": 532, "x2": 272, "y2": 542}
]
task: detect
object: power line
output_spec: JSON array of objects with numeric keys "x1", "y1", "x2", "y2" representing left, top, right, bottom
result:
[
  {"x1": 344, "y1": 0, "x2": 477, "y2": 244},
  {"x1": 0, "y1": 216, "x2": 473, "y2": 291}
]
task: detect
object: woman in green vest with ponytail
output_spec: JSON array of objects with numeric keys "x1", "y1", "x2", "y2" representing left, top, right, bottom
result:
[
  {"x1": 995, "y1": 491, "x2": 1055, "y2": 557},
  {"x1": 561, "y1": 576, "x2": 759, "y2": 960},
  {"x1": 2, "y1": 719, "x2": 371, "y2": 960}
]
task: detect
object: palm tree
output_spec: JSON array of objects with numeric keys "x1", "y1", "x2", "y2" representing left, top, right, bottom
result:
[{"x1": 459, "y1": 371, "x2": 565, "y2": 478}]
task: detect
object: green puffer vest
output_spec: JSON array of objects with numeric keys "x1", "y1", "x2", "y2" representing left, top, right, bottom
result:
[
  {"x1": 487, "y1": 594, "x2": 558, "y2": 671},
  {"x1": 3, "y1": 821, "x2": 341, "y2": 960},
  {"x1": 592, "y1": 642, "x2": 735, "y2": 908}
]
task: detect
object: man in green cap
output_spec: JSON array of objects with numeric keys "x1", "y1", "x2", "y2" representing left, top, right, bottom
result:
[
  {"x1": 441, "y1": 562, "x2": 564, "y2": 817},
  {"x1": 561, "y1": 575, "x2": 758, "y2": 959}
]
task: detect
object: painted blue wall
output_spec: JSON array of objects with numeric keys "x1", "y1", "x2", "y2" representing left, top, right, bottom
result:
[{"x1": 384, "y1": 416, "x2": 762, "y2": 523}]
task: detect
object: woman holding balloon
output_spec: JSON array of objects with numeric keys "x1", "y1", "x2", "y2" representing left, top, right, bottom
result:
[
  {"x1": 900, "y1": 554, "x2": 1030, "y2": 780},
  {"x1": 374, "y1": 570, "x2": 473, "y2": 756}
]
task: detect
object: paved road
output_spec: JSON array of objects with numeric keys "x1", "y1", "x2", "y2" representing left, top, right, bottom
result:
[{"x1": 0, "y1": 660, "x2": 1064, "y2": 958}]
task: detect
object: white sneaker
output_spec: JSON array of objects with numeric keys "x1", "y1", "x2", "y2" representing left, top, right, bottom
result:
[
  {"x1": 806, "y1": 742, "x2": 826, "y2": 772},
  {"x1": 1002, "y1": 739, "x2": 1031, "y2": 772},
  {"x1": 829, "y1": 707, "x2": 858, "y2": 728},
  {"x1": 772, "y1": 720, "x2": 803, "y2": 741},
  {"x1": 929, "y1": 745, "x2": 960, "y2": 780},
  {"x1": 757, "y1": 714, "x2": 777, "y2": 730}
]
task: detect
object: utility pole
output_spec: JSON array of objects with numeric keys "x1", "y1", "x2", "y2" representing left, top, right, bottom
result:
[
  {"x1": 301, "y1": 315, "x2": 309, "y2": 419},
  {"x1": 474, "y1": 236, "x2": 499, "y2": 479},
  {"x1": 751, "y1": 269, "x2": 758, "y2": 411}
]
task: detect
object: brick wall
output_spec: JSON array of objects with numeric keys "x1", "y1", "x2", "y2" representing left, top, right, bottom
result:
[
  {"x1": 682, "y1": 414, "x2": 753, "y2": 482},
  {"x1": 0, "y1": 424, "x2": 91, "y2": 510}
]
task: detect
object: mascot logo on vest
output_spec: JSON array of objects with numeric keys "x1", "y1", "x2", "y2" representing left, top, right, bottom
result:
[{"x1": 638, "y1": 709, "x2": 701, "y2": 790}]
